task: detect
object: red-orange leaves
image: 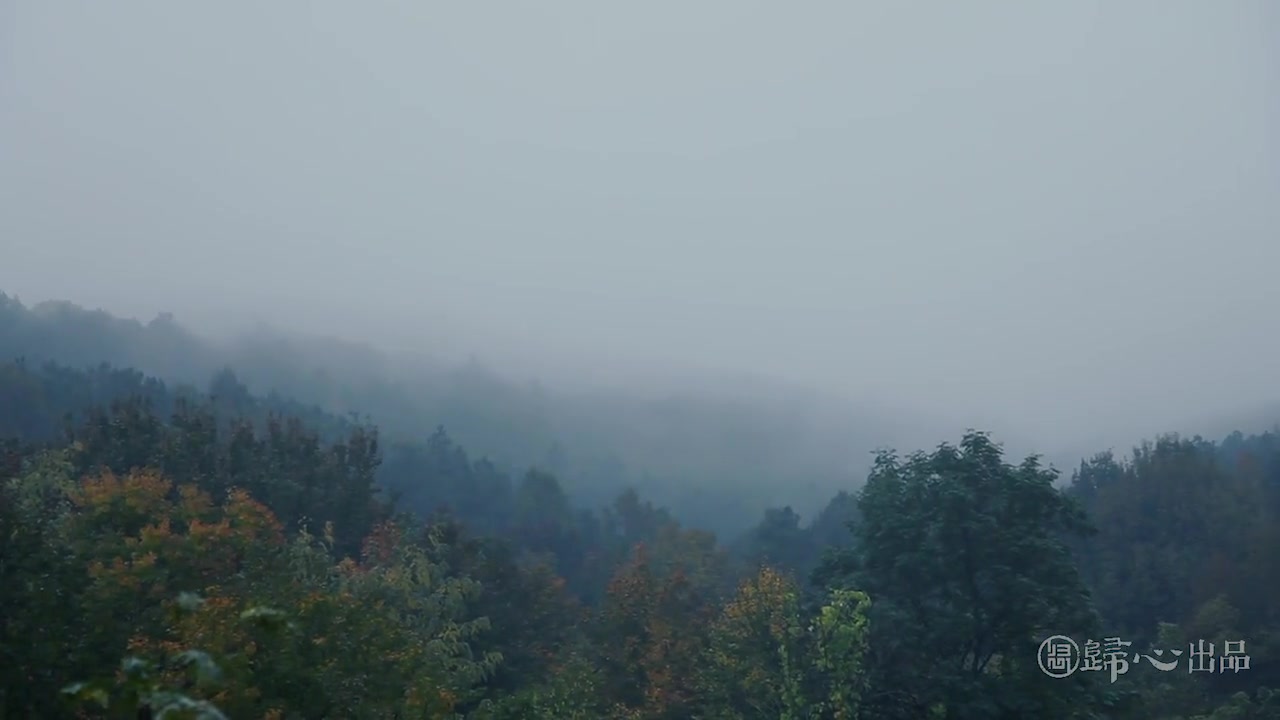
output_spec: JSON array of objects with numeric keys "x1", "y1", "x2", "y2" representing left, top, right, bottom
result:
[
  {"x1": 360, "y1": 519, "x2": 401, "y2": 568},
  {"x1": 599, "y1": 543, "x2": 716, "y2": 717}
]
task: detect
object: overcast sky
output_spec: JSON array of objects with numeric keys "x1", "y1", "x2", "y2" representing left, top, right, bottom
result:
[{"x1": 2, "y1": 1, "x2": 1278, "y2": 451}]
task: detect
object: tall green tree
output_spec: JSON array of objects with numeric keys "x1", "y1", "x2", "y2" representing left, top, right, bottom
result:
[{"x1": 826, "y1": 431, "x2": 1104, "y2": 719}]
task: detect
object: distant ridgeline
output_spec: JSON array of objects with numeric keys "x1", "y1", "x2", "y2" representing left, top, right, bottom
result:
[
  {"x1": 0, "y1": 291, "x2": 853, "y2": 538},
  {"x1": 0, "y1": 357, "x2": 607, "y2": 564}
]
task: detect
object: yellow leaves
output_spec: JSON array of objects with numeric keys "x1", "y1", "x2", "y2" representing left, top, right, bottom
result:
[
  {"x1": 177, "y1": 483, "x2": 213, "y2": 517},
  {"x1": 718, "y1": 566, "x2": 799, "y2": 640},
  {"x1": 139, "y1": 518, "x2": 174, "y2": 545},
  {"x1": 75, "y1": 471, "x2": 287, "y2": 600},
  {"x1": 224, "y1": 488, "x2": 284, "y2": 546},
  {"x1": 66, "y1": 470, "x2": 298, "y2": 713},
  {"x1": 72, "y1": 469, "x2": 172, "y2": 516},
  {"x1": 701, "y1": 565, "x2": 810, "y2": 715},
  {"x1": 185, "y1": 518, "x2": 237, "y2": 572}
]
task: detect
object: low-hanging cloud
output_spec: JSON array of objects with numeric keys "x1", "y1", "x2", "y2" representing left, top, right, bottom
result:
[{"x1": 2, "y1": 0, "x2": 1278, "y2": 458}]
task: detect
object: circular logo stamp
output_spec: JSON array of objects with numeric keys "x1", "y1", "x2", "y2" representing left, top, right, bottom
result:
[{"x1": 1038, "y1": 635, "x2": 1080, "y2": 678}]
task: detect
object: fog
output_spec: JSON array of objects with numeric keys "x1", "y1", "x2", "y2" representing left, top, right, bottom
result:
[{"x1": 3, "y1": 1, "x2": 1279, "y2": 462}]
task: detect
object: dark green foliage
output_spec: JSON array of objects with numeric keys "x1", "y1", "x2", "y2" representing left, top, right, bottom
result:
[
  {"x1": 1068, "y1": 434, "x2": 1280, "y2": 712},
  {"x1": 824, "y1": 432, "x2": 1103, "y2": 719},
  {"x1": 5, "y1": 296, "x2": 1280, "y2": 717}
]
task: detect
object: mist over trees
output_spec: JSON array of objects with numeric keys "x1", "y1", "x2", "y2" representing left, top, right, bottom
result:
[
  {"x1": 1, "y1": 292, "x2": 946, "y2": 537},
  {"x1": 3, "y1": 0, "x2": 1274, "y2": 715},
  {"x1": 3, "y1": 290, "x2": 1280, "y2": 718}
]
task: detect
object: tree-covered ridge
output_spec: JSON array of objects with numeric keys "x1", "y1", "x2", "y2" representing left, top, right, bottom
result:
[
  {"x1": 3, "y1": 360, "x2": 1280, "y2": 716},
  {"x1": 0, "y1": 358, "x2": 717, "y2": 581},
  {"x1": 0, "y1": 292, "x2": 929, "y2": 537}
]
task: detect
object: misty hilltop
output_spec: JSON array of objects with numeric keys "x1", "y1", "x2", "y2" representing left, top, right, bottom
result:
[
  {"x1": 6, "y1": 289, "x2": 1280, "y2": 534},
  {"x1": 3, "y1": 290, "x2": 977, "y2": 535}
]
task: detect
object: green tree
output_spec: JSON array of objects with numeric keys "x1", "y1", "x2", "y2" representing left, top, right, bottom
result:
[
  {"x1": 831, "y1": 431, "x2": 1103, "y2": 719},
  {"x1": 699, "y1": 566, "x2": 809, "y2": 719},
  {"x1": 0, "y1": 449, "x2": 85, "y2": 717}
]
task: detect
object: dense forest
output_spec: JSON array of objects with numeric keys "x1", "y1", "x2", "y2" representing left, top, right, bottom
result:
[
  {"x1": 3, "y1": 294, "x2": 1280, "y2": 718},
  {"x1": 0, "y1": 293, "x2": 962, "y2": 539}
]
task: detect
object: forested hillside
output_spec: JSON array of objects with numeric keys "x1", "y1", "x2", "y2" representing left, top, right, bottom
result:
[
  {"x1": 0, "y1": 293, "x2": 940, "y2": 537},
  {"x1": 0, "y1": 357, "x2": 822, "y2": 718},
  {"x1": 3, "y1": 301, "x2": 1280, "y2": 717}
]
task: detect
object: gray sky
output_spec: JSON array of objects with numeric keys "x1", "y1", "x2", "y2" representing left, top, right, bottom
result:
[{"x1": 2, "y1": 1, "x2": 1278, "y2": 452}]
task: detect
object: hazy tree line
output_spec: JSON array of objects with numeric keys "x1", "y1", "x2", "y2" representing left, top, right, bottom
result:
[
  {"x1": 3, "y1": 294, "x2": 1280, "y2": 718},
  {"x1": 0, "y1": 293, "x2": 899, "y2": 538}
]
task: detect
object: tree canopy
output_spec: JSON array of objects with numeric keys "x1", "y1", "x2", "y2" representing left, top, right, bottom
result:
[{"x1": 3, "y1": 303, "x2": 1280, "y2": 718}]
